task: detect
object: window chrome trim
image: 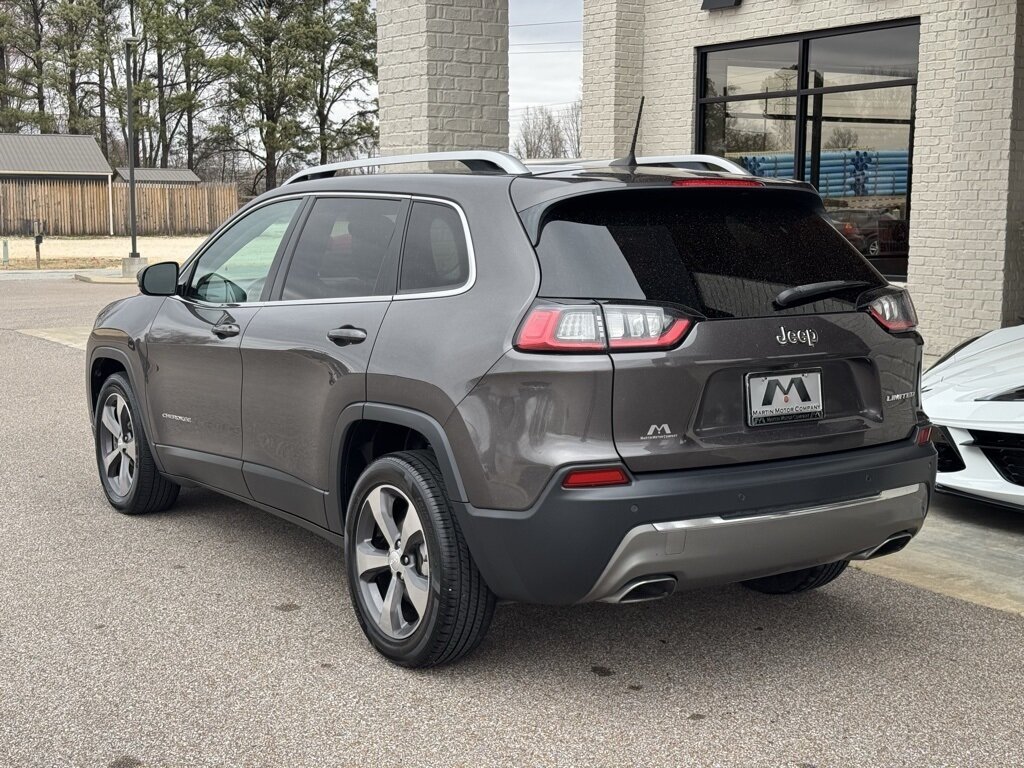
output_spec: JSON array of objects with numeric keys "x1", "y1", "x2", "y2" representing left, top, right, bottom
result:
[
  {"x1": 175, "y1": 191, "x2": 476, "y2": 309},
  {"x1": 392, "y1": 195, "x2": 477, "y2": 301}
]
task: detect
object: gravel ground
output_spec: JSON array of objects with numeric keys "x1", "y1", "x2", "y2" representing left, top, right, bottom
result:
[{"x1": 1, "y1": 280, "x2": 1023, "y2": 768}]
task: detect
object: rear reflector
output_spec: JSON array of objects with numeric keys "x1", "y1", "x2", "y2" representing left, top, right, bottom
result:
[
  {"x1": 868, "y1": 290, "x2": 918, "y2": 332},
  {"x1": 515, "y1": 303, "x2": 693, "y2": 353},
  {"x1": 916, "y1": 426, "x2": 933, "y2": 446},
  {"x1": 671, "y1": 178, "x2": 764, "y2": 188},
  {"x1": 562, "y1": 467, "x2": 631, "y2": 489}
]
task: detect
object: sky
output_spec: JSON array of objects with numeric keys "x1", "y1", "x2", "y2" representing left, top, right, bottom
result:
[{"x1": 508, "y1": 0, "x2": 584, "y2": 148}]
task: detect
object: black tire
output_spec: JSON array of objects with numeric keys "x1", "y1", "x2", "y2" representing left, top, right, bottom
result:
[
  {"x1": 345, "y1": 450, "x2": 495, "y2": 668},
  {"x1": 94, "y1": 373, "x2": 179, "y2": 515},
  {"x1": 742, "y1": 560, "x2": 849, "y2": 595}
]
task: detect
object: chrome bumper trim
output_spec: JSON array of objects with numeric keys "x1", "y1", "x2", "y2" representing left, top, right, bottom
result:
[{"x1": 582, "y1": 483, "x2": 929, "y2": 603}]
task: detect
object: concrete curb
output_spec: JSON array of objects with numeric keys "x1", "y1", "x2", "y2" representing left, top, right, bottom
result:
[{"x1": 73, "y1": 272, "x2": 137, "y2": 284}]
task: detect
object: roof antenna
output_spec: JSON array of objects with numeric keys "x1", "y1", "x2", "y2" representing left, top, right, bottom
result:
[{"x1": 610, "y1": 96, "x2": 644, "y2": 167}]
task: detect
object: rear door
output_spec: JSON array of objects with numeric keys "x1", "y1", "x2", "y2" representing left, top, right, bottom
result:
[
  {"x1": 531, "y1": 186, "x2": 922, "y2": 473},
  {"x1": 239, "y1": 194, "x2": 407, "y2": 528}
]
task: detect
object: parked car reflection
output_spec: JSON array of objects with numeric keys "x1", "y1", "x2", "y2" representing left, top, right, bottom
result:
[{"x1": 829, "y1": 207, "x2": 909, "y2": 280}]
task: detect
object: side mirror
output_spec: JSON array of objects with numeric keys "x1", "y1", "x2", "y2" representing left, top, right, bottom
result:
[{"x1": 138, "y1": 261, "x2": 179, "y2": 296}]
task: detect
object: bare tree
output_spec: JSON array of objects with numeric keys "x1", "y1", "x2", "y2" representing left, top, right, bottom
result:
[
  {"x1": 560, "y1": 100, "x2": 582, "y2": 158},
  {"x1": 824, "y1": 127, "x2": 859, "y2": 150},
  {"x1": 513, "y1": 105, "x2": 568, "y2": 160}
]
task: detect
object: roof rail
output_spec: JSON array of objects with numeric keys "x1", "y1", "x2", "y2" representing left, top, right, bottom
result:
[
  {"x1": 284, "y1": 150, "x2": 531, "y2": 185},
  {"x1": 524, "y1": 154, "x2": 750, "y2": 175}
]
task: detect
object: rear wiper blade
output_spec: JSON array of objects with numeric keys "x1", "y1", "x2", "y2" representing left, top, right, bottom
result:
[{"x1": 773, "y1": 280, "x2": 872, "y2": 310}]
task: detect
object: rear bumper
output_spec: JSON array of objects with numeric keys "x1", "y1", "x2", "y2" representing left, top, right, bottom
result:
[{"x1": 454, "y1": 439, "x2": 936, "y2": 604}]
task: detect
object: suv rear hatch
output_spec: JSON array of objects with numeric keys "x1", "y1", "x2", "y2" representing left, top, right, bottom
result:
[{"x1": 517, "y1": 182, "x2": 923, "y2": 473}]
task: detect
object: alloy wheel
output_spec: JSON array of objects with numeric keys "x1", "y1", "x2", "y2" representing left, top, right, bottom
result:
[
  {"x1": 98, "y1": 392, "x2": 137, "y2": 497},
  {"x1": 353, "y1": 484, "x2": 431, "y2": 640}
]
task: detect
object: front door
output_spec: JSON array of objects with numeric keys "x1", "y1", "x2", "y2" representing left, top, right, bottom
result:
[
  {"x1": 239, "y1": 195, "x2": 407, "y2": 528},
  {"x1": 145, "y1": 197, "x2": 304, "y2": 496}
]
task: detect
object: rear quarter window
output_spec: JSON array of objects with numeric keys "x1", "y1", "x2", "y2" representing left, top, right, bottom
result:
[
  {"x1": 534, "y1": 188, "x2": 884, "y2": 318},
  {"x1": 399, "y1": 201, "x2": 470, "y2": 294}
]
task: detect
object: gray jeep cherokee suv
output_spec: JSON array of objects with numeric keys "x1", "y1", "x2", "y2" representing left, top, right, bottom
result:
[{"x1": 87, "y1": 151, "x2": 936, "y2": 667}]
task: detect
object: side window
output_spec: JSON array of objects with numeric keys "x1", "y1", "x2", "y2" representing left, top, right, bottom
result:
[
  {"x1": 399, "y1": 201, "x2": 470, "y2": 294},
  {"x1": 186, "y1": 199, "x2": 300, "y2": 303},
  {"x1": 281, "y1": 197, "x2": 402, "y2": 301}
]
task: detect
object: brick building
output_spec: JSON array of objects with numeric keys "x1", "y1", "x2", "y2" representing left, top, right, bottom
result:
[{"x1": 377, "y1": 0, "x2": 1024, "y2": 359}]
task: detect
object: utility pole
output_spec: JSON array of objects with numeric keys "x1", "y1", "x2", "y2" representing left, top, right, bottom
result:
[{"x1": 122, "y1": 36, "x2": 146, "y2": 278}]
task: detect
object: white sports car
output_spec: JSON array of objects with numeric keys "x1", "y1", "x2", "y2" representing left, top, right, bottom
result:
[{"x1": 922, "y1": 325, "x2": 1024, "y2": 510}]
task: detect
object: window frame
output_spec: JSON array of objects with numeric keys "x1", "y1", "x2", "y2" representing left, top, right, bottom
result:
[
  {"x1": 176, "y1": 195, "x2": 308, "y2": 307},
  {"x1": 396, "y1": 199, "x2": 476, "y2": 297},
  {"x1": 270, "y1": 193, "x2": 411, "y2": 303},
  {"x1": 175, "y1": 192, "x2": 477, "y2": 308},
  {"x1": 695, "y1": 17, "x2": 919, "y2": 180}
]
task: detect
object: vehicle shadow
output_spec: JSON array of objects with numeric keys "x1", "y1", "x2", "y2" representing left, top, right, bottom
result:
[{"x1": 158, "y1": 486, "x2": 945, "y2": 688}]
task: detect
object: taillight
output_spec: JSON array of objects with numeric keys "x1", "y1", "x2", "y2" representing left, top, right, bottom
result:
[
  {"x1": 515, "y1": 303, "x2": 693, "y2": 353},
  {"x1": 604, "y1": 305, "x2": 691, "y2": 349},
  {"x1": 562, "y1": 466, "x2": 631, "y2": 489},
  {"x1": 515, "y1": 305, "x2": 606, "y2": 351},
  {"x1": 867, "y1": 290, "x2": 918, "y2": 332}
]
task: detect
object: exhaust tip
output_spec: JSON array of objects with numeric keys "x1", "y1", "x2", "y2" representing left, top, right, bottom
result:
[
  {"x1": 869, "y1": 532, "x2": 913, "y2": 559},
  {"x1": 854, "y1": 532, "x2": 914, "y2": 560},
  {"x1": 603, "y1": 576, "x2": 677, "y2": 604}
]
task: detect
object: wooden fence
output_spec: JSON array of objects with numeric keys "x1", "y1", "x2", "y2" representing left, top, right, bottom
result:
[{"x1": 0, "y1": 177, "x2": 239, "y2": 236}]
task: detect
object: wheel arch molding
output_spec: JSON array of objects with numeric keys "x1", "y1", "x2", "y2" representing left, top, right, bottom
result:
[
  {"x1": 88, "y1": 345, "x2": 164, "y2": 474},
  {"x1": 327, "y1": 403, "x2": 470, "y2": 534}
]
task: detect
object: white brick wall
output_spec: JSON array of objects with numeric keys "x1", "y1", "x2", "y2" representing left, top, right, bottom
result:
[
  {"x1": 378, "y1": 0, "x2": 509, "y2": 155},
  {"x1": 582, "y1": 0, "x2": 646, "y2": 158},
  {"x1": 582, "y1": 0, "x2": 1024, "y2": 357}
]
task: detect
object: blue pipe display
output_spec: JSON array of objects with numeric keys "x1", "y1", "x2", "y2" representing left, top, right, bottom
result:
[{"x1": 737, "y1": 150, "x2": 910, "y2": 198}]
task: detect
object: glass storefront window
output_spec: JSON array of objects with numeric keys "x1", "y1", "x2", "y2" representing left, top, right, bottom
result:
[
  {"x1": 703, "y1": 97, "x2": 797, "y2": 169},
  {"x1": 807, "y1": 87, "x2": 913, "y2": 277},
  {"x1": 697, "y1": 21, "x2": 920, "y2": 279},
  {"x1": 808, "y1": 25, "x2": 920, "y2": 88},
  {"x1": 704, "y1": 42, "x2": 799, "y2": 98}
]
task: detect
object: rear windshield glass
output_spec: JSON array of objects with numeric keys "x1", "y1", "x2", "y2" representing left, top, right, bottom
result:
[{"x1": 534, "y1": 188, "x2": 884, "y2": 318}]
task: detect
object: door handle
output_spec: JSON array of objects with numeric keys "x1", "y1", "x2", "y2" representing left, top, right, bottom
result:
[
  {"x1": 327, "y1": 326, "x2": 367, "y2": 346},
  {"x1": 211, "y1": 322, "x2": 241, "y2": 338}
]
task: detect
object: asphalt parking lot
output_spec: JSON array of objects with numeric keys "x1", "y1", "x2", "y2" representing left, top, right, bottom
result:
[{"x1": 2, "y1": 277, "x2": 1023, "y2": 767}]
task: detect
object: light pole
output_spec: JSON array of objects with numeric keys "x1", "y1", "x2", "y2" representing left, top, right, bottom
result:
[{"x1": 124, "y1": 36, "x2": 142, "y2": 272}]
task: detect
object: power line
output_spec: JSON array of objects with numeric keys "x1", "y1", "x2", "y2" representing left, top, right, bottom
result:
[
  {"x1": 509, "y1": 49, "x2": 582, "y2": 55},
  {"x1": 509, "y1": 40, "x2": 581, "y2": 47},
  {"x1": 509, "y1": 100, "x2": 581, "y2": 113},
  {"x1": 509, "y1": 19, "x2": 581, "y2": 28}
]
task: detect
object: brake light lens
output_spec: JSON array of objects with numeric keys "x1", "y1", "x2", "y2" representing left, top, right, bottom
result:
[
  {"x1": 515, "y1": 303, "x2": 693, "y2": 352},
  {"x1": 868, "y1": 290, "x2": 918, "y2": 332},
  {"x1": 604, "y1": 305, "x2": 691, "y2": 349},
  {"x1": 671, "y1": 178, "x2": 764, "y2": 188},
  {"x1": 916, "y1": 426, "x2": 934, "y2": 446},
  {"x1": 515, "y1": 306, "x2": 605, "y2": 351},
  {"x1": 563, "y1": 466, "x2": 631, "y2": 489}
]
